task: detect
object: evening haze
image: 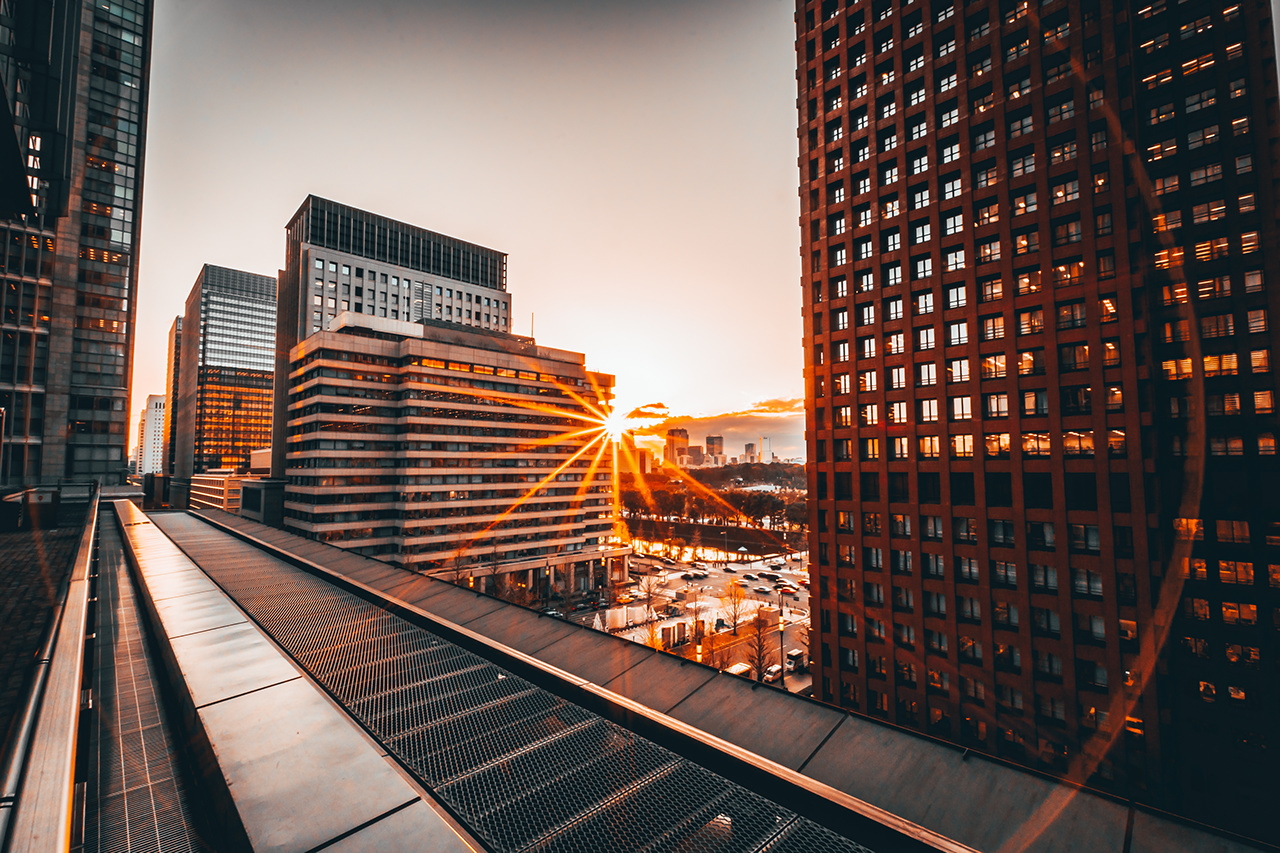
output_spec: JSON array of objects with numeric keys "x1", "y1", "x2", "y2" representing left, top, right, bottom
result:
[{"x1": 132, "y1": 0, "x2": 805, "y2": 458}]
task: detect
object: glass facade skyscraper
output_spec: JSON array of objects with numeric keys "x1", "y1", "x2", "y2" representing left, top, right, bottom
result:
[
  {"x1": 0, "y1": 0, "x2": 152, "y2": 484},
  {"x1": 174, "y1": 265, "x2": 276, "y2": 483}
]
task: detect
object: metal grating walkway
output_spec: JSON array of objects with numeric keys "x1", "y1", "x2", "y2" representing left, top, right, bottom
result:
[
  {"x1": 151, "y1": 513, "x2": 876, "y2": 853},
  {"x1": 80, "y1": 518, "x2": 206, "y2": 853}
]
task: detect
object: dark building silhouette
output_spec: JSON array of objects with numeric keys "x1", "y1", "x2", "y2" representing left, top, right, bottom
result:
[
  {"x1": 173, "y1": 265, "x2": 275, "y2": 491},
  {"x1": 0, "y1": 0, "x2": 154, "y2": 484},
  {"x1": 163, "y1": 315, "x2": 180, "y2": 475},
  {"x1": 799, "y1": 0, "x2": 1280, "y2": 839}
]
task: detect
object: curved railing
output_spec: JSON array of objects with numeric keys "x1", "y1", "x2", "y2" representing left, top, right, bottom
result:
[{"x1": 0, "y1": 489, "x2": 99, "y2": 853}]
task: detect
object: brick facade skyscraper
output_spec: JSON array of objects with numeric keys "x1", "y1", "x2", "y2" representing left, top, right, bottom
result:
[{"x1": 800, "y1": 0, "x2": 1280, "y2": 839}]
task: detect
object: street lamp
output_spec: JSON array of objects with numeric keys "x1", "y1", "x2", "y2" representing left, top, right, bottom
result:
[
  {"x1": 721, "y1": 529, "x2": 728, "y2": 566},
  {"x1": 0, "y1": 406, "x2": 6, "y2": 486}
]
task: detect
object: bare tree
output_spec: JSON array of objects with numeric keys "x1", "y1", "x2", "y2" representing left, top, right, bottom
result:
[
  {"x1": 643, "y1": 621, "x2": 664, "y2": 651},
  {"x1": 744, "y1": 611, "x2": 778, "y2": 682},
  {"x1": 702, "y1": 629, "x2": 731, "y2": 671},
  {"x1": 719, "y1": 581, "x2": 748, "y2": 635},
  {"x1": 686, "y1": 583, "x2": 705, "y2": 644},
  {"x1": 636, "y1": 573, "x2": 664, "y2": 621}
]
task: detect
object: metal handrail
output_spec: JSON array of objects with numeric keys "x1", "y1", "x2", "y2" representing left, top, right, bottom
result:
[{"x1": 0, "y1": 489, "x2": 99, "y2": 853}]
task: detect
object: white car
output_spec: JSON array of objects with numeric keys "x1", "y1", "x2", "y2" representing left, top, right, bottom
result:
[{"x1": 763, "y1": 664, "x2": 783, "y2": 683}]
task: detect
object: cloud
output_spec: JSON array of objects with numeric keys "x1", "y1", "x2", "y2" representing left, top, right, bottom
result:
[
  {"x1": 626, "y1": 402, "x2": 670, "y2": 420},
  {"x1": 632, "y1": 397, "x2": 806, "y2": 460}
]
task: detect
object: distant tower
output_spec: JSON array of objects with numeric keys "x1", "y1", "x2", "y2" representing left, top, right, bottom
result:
[
  {"x1": 136, "y1": 395, "x2": 165, "y2": 475},
  {"x1": 664, "y1": 428, "x2": 689, "y2": 465},
  {"x1": 163, "y1": 317, "x2": 182, "y2": 476}
]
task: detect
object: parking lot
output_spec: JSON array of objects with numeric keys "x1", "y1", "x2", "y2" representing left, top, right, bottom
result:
[{"x1": 570, "y1": 550, "x2": 814, "y2": 694}]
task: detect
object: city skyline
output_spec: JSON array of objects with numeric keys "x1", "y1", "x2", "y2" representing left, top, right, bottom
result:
[{"x1": 129, "y1": 0, "x2": 807, "y2": 458}]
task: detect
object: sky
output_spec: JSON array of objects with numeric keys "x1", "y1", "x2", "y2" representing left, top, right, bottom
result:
[{"x1": 132, "y1": 0, "x2": 805, "y2": 459}]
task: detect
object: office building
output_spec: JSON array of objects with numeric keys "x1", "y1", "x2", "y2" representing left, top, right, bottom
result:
[
  {"x1": 162, "y1": 316, "x2": 180, "y2": 475},
  {"x1": 134, "y1": 393, "x2": 163, "y2": 475},
  {"x1": 173, "y1": 265, "x2": 275, "y2": 495},
  {"x1": 0, "y1": 0, "x2": 153, "y2": 484},
  {"x1": 664, "y1": 428, "x2": 689, "y2": 466},
  {"x1": 799, "y1": 0, "x2": 1279, "y2": 839},
  {"x1": 744, "y1": 441, "x2": 758, "y2": 463},
  {"x1": 282, "y1": 312, "x2": 628, "y2": 596},
  {"x1": 270, "y1": 196, "x2": 512, "y2": 482},
  {"x1": 706, "y1": 435, "x2": 724, "y2": 456}
]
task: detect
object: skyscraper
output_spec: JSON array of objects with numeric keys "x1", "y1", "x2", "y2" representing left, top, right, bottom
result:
[
  {"x1": 173, "y1": 265, "x2": 275, "y2": 502},
  {"x1": 134, "y1": 393, "x2": 163, "y2": 475},
  {"x1": 281, "y1": 312, "x2": 625, "y2": 595},
  {"x1": 799, "y1": 0, "x2": 1279, "y2": 838},
  {"x1": 271, "y1": 196, "x2": 512, "y2": 481},
  {"x1": 0, "y1": 0, "x2": 153, "y2": 484},
  {"x1": 162, "y1": 315, "x2": 180, "y2": 475},
  {"x1": 664, "y1": 428, "x2": 689, "y2": 466}
]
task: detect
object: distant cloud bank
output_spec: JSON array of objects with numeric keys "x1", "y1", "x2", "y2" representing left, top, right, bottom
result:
[{"x1": 631, "y1": 397, "x2": 805, "y2": 461}]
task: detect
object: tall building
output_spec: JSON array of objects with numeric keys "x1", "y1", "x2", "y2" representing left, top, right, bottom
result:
[
  {"x1": 706, "y1": 434, "x2": 724, "y2": 455},
  {"x1": 134, "y1": 392, "x2": 163, "y2": 475},
  {"x1": 799, "y1": 0, "x2": 1279, "y2": 839},
  {"x1": 271, "y1": 196, "x2": 511, "y2": 481},
  {"x1": 664, "y1": 427, "x2": 689, "y2": 465},
  {"x1": 0, "y1": 0, "x2": 153, "y2": 484},
  {"x1": 173, "y1": 265, "x2": 275, "y2": 494},
  {"x1": 282, "y1": 312, "x2": 627, "y2": 595},
  {"x1": 162, "y1": 315, "x2": 180, "y2": 475}
]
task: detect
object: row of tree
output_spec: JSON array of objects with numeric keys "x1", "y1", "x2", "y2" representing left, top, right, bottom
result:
[
  {"x1": 687, "y1": 462, "x2": 806, "y2": 490},
  {"x1": 620, "y1": 484, "x2": 806, "y2": 531}
]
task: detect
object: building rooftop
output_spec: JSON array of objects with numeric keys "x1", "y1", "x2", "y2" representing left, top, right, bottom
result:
[
  {"x1": 5, "y1": 501, "x2": 1273, "y2": 852},
  {"x1": 289, "y1": 194, "x2": 508, "y2": 291},
  {"x1": 187, "y1": 508, "x2": 1272, "y2": 853}
]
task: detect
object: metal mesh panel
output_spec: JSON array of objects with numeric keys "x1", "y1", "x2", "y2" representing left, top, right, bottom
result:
[
  {"x1": 151, "y1": 514, "x2": 876, "y2": 853},
  {"x1": 82, "y1": 520, "x2": 207, "y2": 853}
]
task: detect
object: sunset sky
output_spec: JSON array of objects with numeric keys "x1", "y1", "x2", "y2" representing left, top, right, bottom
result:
[{"x1": 133, "y1": 0, "x2": 804, "y2": 458}]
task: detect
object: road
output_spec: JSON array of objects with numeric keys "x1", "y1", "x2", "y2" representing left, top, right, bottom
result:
[{"x1": 572, "y1": 551, "x2": 815, "y2": 695}]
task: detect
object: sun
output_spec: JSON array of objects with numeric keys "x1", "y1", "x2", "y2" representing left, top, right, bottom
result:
[{"x1": 601, "y1": 406, "x2": 632, "y2": 443}]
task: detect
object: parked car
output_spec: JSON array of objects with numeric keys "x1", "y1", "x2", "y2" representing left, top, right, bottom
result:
[
  {"x1": 754, "y1": 586, "x2": 772, "y2": 594},
  {"x1": 742, "y1": 573, "x2": 757, "y2": 581},
  {"x1": 723, "y1": 566, "x2": 737, "y2": 573},
  {"x1": 763, "y1": 664, "x2": 783, "y2": 683},
  {"x1": 542, "y1": 609, "x2": 565, "y2": 619},
  {"x1": 680, "y1": 572, "x2": 695, "y2": 580}
]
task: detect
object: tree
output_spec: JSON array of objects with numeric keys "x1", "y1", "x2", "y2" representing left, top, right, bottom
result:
[
  {"x1": 784, "y1": 498, "x2": 808, "y2": 532},
  {"x1": 702, "y1": 630, "x2": 732, "y2": 671},
  {"x1": 686, "y1": 583, "x2": 705, "y2": 644},
  {"x1": 744, "y1": 611, "x2": 778, "y2": 682},
  {"x1": 643, "y1": 621, "x2": 664, "y2": 651},
  {"x1": 621, "y1": 487, "x2": 647, "y2": 518},
  {"x1": 719, "y1": 581, "x2": 748, "y2": 636},
  {"x1": 447, "y1": 553, "x2": 468, "y2": 587},
  {"x1": 636, "y1": 573, "x2": 664, "y2": 621}
]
